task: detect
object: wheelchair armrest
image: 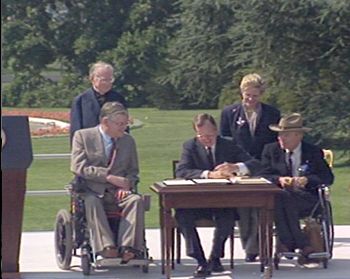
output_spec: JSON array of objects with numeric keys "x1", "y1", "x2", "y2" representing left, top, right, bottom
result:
[{"x1": 317, "y1": 184, "x2": 332, "y2": 205}]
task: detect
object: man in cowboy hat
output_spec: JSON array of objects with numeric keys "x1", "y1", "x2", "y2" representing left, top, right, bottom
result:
[{"x1": 260, "y1": 113, "x2": 334, "y2": 260}]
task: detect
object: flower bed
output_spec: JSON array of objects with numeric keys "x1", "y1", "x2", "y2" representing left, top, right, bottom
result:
[{"x1": 2, "y1": 109, "x2": 70, "y2": 136}]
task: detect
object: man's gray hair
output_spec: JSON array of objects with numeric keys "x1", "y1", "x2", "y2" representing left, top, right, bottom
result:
[
  {"x1": 192, "y1": 113, "x2": 217, "y2": 130},
  {"x1": 99, "y1": 102, "x2": 127, "y2": 121},
  {"x1": 89, "y1": 61, "x2": 114, "y2": 80}
]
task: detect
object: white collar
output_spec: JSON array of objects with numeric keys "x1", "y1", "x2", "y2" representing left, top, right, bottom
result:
[{"x1": 98, "y1": 125, "x2": 113, "y2": 143}]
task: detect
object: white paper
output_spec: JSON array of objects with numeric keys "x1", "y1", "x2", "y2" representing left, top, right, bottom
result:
[
  {"x1": 162, "y1": 179, "x2": 196, "y2": 186},
  {"x1": 230, "y1": 177, "x2": 272, "y2": 184},
  {"x1": 192, "y1": 179, "x2": 231, "y2": 184}
]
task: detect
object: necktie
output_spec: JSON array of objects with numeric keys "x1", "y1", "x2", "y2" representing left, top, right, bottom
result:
[
  {"x1": 207, "y1": 147, "x2": 215, "y2": 170},
  {"x1": 287, "y1": 151, "x2": 293, "y2": 176},
  {"x1": 108, "y1": 138, "x2": 116, "y2": 166}
]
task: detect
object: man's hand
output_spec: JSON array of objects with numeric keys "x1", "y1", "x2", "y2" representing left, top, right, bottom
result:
[
  {"x1": 208, "y1": 169, "x2": 235, "y2": 179},
  {"x1": 279, "y1": 176, "x2": 294, "y2": 188},
  {"x1": 214, "y1": 162, "x2": 239, "y2": 175},
  {"x1": 279, "y1": 176, "x2": 308, "y2": 189},
  {"x1": 106, "y1": 175, "x2": 131, "y2": 190},
  {"x1": 293, "y1": 176, "x2": 308, "y2": 188}
]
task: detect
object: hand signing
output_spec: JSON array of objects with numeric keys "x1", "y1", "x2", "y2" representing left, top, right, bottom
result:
[
  {"x1": 214, "y1": 162, "x2": 239, "y2": 174},
  {"x1": 208, "y1": 169, "x2": 235, "y2": 179},
  {"x1": 279, "y1": 176, "x2": 294, "y2": 188}
]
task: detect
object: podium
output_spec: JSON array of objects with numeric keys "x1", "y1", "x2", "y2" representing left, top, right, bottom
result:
[{"x1": 2, "y1": 116, "x2": 33, "y2": 277}]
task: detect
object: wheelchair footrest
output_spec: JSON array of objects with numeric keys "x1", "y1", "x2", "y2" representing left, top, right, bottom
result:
[
  {"x1": 95, "y1": 258, "x2": 150, "y2": 268},
  {"x1": 277, "y1": 251, "x2": 330, "y2": 260},
  {"x1": 278, "y1": 252, "x2": 300, "y2": 258},
  {"x1": 308, "y1": 252, "x2": 331, "y2": 259}
]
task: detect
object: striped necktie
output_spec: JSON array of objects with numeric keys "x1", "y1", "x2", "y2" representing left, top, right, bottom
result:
[
  {"x1": 107, "y1": 138, "x2": 116, "y2": 165},
  {"x1": 287, "y1": 151, "x2": 293, "y2": 176}
]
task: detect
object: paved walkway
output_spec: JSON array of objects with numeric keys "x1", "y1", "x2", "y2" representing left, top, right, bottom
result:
[{"x1": 16, "y1": 226, "x2": 350, "y2": 279}]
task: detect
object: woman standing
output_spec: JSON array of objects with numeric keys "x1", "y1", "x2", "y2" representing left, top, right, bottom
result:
[{"x1": 220, "y1": 73, "x2": 280, "y2": 262}]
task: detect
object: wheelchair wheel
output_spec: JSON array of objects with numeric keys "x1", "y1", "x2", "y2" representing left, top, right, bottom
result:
[
  {"x1": 142, "y1": 263, "x2": 149, "y2": 273},
  {"x1": 322, "y1": 201, "x2": 334, "y2": 260},
  {"x1": 81, "y1": 253, "x2": 91, "y2": 275},
  {"x1": 322, "y1": 258, "x2": 328, "y2": 269},
  {"x1": 54, "y1": 209, "x2": 73, "y2": 270},
  {"x1": 273, "y1": 253, "x2": 280, "y2": 270}
]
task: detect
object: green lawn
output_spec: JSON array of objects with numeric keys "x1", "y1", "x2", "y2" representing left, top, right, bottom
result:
[{"x1": 23, "y1": 108, "x2": 350, "y2": 231}]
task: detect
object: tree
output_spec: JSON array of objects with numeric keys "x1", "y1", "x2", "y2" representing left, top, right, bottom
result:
[
  {"x1": 160, "y1": 0, "x2": 240, "y2": 108},
  {"x1": 226, "y1": 0, "x2": 350, "y2": 149},
  {"x1": 2, "y1": 0, "x2": 176, "y2": 107}
]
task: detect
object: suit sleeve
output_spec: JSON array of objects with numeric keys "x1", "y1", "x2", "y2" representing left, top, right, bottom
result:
[
  {"x1": 70, "y1": 131, "x2": 110, "y2": 183},
  {"x1": 220, "y1": 108, "x2": 233, "y2": 138},
  {"x1": 259, "y1": 144, "x2": 281, "y2": 185},
  {"x1": 69, "y1": 96, "x2": 83, "y2": 144},
  {"x1": 124, "y1": 137, "x2": 140, "y2": 190},
  {"x1": 175, "y1": 142, "x2": 204, "y2": 179},
  {"x1": 230, "y1": 144, "x2": 262, "y2": 175},
  {"x1": 304, "y1": 148, "x2": 334, "y2": 190}
]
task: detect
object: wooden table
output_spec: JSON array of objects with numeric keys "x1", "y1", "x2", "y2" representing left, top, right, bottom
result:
[{"x1": 150, "y1": 180, "x2": 281, "y2": 279}]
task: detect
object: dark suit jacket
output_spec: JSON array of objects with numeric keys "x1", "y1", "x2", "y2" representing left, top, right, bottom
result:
[
  {"x1": 176, "y1": 136, "x2": 261, "y2": 179},
  {"x1": 220, "y1": 102, "x2": 280, "y2": 159},
  {"x1": 70, "y1": 88, "x2": 127, "y2": 142},
  {"x1": 260, "y1": 141, "x2": 334, "y2": 194}
]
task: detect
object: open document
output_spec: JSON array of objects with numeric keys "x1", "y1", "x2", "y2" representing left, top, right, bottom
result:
[
  {"x1": 230, "y1": 177, "x2": 272, "y2": 184},
  {"x1": 162, "y1": 179, "x2": 196, "y2": 186}
]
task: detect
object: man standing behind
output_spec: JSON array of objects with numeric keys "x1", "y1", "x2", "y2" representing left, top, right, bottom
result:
[
  {"x1": 70, "y1": 61, "x2": 128, "y2": 142},
  {"x1": 71, "y1": 102, "x2": 144, "y2": 262},
  {"x1": 175, "y1": 113, "x2": 261, "y2": 277},
  {"x1": 220, "y1": 73, "x2": 280, "y2": 262},
  {"x1": 260, "y1": 113, "x2": 334, "y2": 261}
]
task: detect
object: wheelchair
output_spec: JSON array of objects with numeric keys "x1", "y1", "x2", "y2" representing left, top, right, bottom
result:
[
  {"x1": 273, "y1": 183, "x2": 334, "y2": 269},
  {"x1": 54, "y1": 182, "x2": 151, "y2": 275}
]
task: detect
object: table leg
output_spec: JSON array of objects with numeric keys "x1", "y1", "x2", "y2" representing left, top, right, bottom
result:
[
  {"x1": 265, "y1": 209, "x2": 274, "y2": 278},
  {"x1": 259, "y1": 208, "x2": 267, "y2": 272},
  {"x1": 159, "y1": 199, "x2": 165, "y2": 274},
  {"x1": 164, "y1": 208, "x2": 173, "y2": 279},
  {"x1": 261, "y1": 208, "x2": 274, "y2": 279}
]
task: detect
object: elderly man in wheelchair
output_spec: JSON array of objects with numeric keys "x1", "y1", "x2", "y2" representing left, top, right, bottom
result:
[
  {"x1": 56, "y1": 102, "x2": 147, "y2": 274},
  {"x1": 259, "y1": 113, "x2": 334, "y2": 267}
]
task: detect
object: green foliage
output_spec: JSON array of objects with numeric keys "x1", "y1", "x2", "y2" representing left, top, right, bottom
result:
[
  {"x1": 2, "y1": 0, "x2": 176, "y2": 108},
  {"x1": 225, "y1": 0, "x2": 350, "y2": 149},
  {"x1": 161, "y1": 0, "x2": 238, "y2": 108}
]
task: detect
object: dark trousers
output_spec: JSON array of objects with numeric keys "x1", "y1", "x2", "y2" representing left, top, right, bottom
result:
[
  {"x1": 274, "y1": 189, "x2": 318, "y2": 249},
  {"x1": 175, "y1": 208, "x2": 236, "y2": 264}
]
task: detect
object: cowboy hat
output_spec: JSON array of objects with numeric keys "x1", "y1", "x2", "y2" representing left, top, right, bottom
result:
[{"x1": 269, "y1": 113, "x2": 312, "y2": 132}]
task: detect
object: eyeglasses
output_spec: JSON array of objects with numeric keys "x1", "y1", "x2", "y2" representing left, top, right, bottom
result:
[
  {"x1": 95, "y1": 76, "x2": 115, "y2": 83},
  {"x1": 108, "y1": 118, "x2": 129, "y2": 127},
  {"x1": 196, "y1": 133, "x2": 217, "y2": 139}
]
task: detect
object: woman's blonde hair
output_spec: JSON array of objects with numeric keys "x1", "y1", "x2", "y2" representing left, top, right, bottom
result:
[{"x1": 239, "y1": 73, "x2": 267, "y2": 93}]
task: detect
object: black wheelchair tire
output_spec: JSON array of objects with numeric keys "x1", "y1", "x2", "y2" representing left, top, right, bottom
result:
[
  {"x1": 273, "y1": 253, "x2": 280, "y2": 270},
  {"x1": 142, "y1": 263, "x2": 149, "y2": 273},
  {"x1": 54, "y1": 209, "x2": 73, "y2": 270},
  {"x1": 323, "y1": 258, "x2": 328, "y2": 269},
  {"x1": 81, "y1": 253, "x2": 91, "y2": 275},
  {"x1": 325, "y1": 201, "x2": 334, "y2": 259}
]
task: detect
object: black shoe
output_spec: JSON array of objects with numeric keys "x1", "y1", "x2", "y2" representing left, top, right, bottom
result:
[
  {"x1": 208, "y1": 258, "x2": 225, "y2": 272},
  {"x1": 193, "y1": 264, "x2": 211, "y2": 277},
  {"x1": 245, "y1": 253, "x2": 258, "y2": 262}
]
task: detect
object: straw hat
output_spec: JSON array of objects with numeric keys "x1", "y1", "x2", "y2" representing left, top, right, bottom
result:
[{"x1": 269, "y1": 113, "x2": 312, "y2": 132}]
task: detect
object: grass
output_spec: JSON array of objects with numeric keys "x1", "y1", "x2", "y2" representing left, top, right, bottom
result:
[{"x1": 22, "y1": 108, "x2": 350, "y2": 231}]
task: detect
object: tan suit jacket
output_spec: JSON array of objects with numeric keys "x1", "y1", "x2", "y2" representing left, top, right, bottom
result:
[{"x1": 71, "y1": 126, "x2": 139, "y2": 196}]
